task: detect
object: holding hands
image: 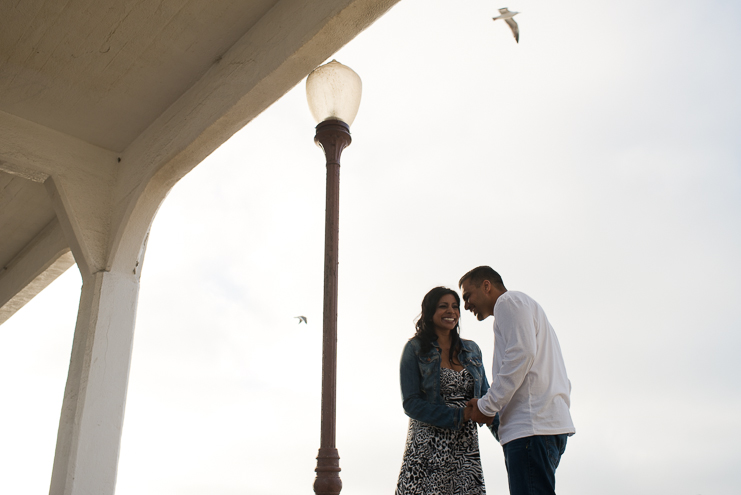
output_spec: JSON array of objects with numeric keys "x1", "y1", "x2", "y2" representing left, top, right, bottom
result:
[{"x1": 465, "y1": 398, "x2": 496, "y2": 426}]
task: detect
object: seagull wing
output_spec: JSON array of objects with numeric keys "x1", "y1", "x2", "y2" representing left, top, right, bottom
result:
[
  {"x1": 493, "y1": 7, "x2": 509, "y2": 20},
  {"x1": 505, "y1": 17, "x2": 519, "y2": 43},
  {"x1": 294, "y1": 316, "x2": 308, "y2": 324}
]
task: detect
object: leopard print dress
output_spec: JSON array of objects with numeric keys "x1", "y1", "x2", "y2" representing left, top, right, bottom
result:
[{"x1": 396, "y1": 367, "x2": 486, "y2": 495}]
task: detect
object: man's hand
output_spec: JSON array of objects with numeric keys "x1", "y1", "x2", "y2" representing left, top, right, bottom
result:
[{"x1": 466, "y1": 398, "x2": 496, "y2": 426}]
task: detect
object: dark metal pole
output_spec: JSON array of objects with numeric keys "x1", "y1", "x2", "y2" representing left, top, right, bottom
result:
[{"x1": 313, "y1": 119, "x2": 351, "y2": 495}]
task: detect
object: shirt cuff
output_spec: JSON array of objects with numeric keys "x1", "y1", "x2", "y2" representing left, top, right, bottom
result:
[{"x1": 477, "y1": 395, "x2": 499, "y2": 417}]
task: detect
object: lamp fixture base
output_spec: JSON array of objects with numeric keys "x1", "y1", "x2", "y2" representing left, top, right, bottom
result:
[{"x1": 314, "y1": 120, "x2": 352, "y2": 166}]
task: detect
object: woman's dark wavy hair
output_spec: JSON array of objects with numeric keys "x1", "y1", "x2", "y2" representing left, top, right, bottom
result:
[{"x1": 412, "y1": 286, "x2": 462, "y2": 364}]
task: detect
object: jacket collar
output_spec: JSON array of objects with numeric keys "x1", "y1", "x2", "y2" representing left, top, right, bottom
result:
[{"x1": 431, "y1": 338, "x2": 472, "y2": 353}]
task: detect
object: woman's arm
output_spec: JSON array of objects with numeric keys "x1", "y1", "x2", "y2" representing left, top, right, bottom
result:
[{"x1": 400, "y1": 341, "x2": 465, "y2": 430}]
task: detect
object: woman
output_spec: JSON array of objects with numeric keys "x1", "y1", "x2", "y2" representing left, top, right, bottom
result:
[{"x1": 396, "y1": 286, "x2": 498, "y2": 495}]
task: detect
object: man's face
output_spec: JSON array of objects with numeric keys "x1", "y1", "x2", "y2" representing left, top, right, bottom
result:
[{"x1": 461, "y1": 279, "x2": 493, "y2": 321}]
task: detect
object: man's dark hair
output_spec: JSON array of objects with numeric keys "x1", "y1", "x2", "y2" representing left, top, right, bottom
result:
[{"x1": 458, "y1": 266, "x2": 506, "y2": 290}]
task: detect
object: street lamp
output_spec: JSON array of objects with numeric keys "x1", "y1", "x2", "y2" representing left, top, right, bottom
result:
[{"x1": 306, "y1": 60, "x2": 361, "y2": 495}]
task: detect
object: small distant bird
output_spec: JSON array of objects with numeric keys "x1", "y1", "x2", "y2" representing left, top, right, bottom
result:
[
  {"x1": 295, "y1": 316, "x2": 308, "y2": 324},
  {"x1": 492, "y1": 7, "x2": 520, "y2": 43}
]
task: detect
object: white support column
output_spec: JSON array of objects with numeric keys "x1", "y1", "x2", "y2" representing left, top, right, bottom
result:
[
  {"x1": 42, "y1": 167, "x2": 146, "y2": 495},
  {"x1": 49, "y1": 269, "x2": 140, "y2": 495}
]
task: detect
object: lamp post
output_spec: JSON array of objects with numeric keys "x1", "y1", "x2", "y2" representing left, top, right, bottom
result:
[{"x1": 306, "y1": 60, "x2": 362, "y2": 495}]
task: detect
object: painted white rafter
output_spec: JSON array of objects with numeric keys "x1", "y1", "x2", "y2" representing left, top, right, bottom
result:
[{"x1": 0, "y1": 218, "x2": 75, "y2": 324}]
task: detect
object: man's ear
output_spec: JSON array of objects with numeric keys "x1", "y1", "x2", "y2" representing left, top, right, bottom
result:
[{"x1": 482, "y1": 279, "x2": 491, "y2": 294}]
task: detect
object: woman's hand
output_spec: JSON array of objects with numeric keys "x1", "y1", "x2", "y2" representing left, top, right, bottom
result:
[{"x1": 464, "y1": 403, "x2": 473, "y2": 422}]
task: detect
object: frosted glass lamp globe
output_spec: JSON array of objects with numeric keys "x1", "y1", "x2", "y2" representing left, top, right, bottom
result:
[{"x1": 306, "y1": 60, "x2": 362, "y2": 126}]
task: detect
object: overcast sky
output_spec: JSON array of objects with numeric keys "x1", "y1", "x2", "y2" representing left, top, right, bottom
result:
[{"x1": 2, "y1": 0, "x2": 740, "y2": 494}]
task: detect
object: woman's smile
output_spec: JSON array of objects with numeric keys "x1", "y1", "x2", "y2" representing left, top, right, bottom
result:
[{"x1": 433, "y1": 294, "x2": 460, "y2": 332}]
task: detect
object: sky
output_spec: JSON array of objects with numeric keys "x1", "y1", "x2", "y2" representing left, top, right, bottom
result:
[{"x1": 2, "y1": 0, "x2": 740, "y2": 494}]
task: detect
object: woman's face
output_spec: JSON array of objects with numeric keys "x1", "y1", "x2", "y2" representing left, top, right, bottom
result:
[{"x1": 432, "y1": 294, "x2": 460, "y2": 334}]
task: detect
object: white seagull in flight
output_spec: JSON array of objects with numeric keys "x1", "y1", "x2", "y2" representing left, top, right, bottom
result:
[
  {"x1": 294, "y1": 316, "x2": 308, "y2": 324},
  {"x1": 492, "y1": 7, "x2": 520, "y2": 43}
]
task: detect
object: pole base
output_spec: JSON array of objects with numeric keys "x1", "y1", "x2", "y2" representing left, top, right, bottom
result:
[{"x1": 314, "y1": 447, "x2": 342, "y2": 495}]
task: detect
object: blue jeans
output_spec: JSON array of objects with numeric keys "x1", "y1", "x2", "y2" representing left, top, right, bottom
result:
[{"x1": 502, "y1": 434, "x2": 568, "y2": 495}]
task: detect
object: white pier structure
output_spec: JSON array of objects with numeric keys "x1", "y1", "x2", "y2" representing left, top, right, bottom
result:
[{"x1": 0, "y1": 1, "x2": 398, "y2": 493}]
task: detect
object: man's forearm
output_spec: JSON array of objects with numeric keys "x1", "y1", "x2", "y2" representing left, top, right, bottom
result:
[{"x1": 467, "y1": 398, "x2": 496, "y2": 425}]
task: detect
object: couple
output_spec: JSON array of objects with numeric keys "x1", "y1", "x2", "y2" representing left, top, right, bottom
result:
[{"x1": 396, "y1": 266, "x2": 575, "y2": 495}]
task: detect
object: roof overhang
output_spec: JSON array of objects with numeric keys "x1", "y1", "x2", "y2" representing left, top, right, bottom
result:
[{"x1": 0, "y1": 0, "x2": 400, "y2": 323}]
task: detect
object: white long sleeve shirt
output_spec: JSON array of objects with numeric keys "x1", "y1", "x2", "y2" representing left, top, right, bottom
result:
[{"x1": 477, "y1": 291, "x2": 575, "y2": 445}]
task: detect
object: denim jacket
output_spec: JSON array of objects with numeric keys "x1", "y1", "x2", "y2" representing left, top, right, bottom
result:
[{"x1": 400, "y1": 337, "x2": 500, "y2": 436}]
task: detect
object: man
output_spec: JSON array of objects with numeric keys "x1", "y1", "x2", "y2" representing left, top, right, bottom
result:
[{"x1": 460, "y1": 266, "x2": 575, "y2": 495}]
